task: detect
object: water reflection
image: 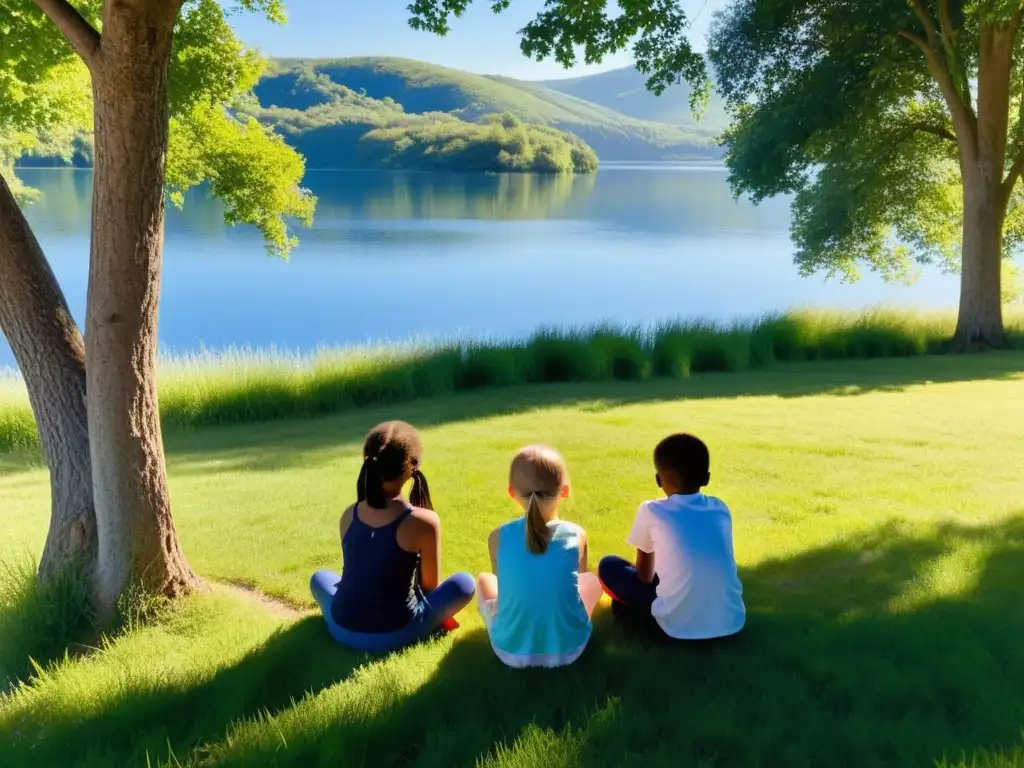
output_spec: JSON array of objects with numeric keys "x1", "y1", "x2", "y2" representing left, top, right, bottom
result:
[{"x1": 1, "y1": 165, "x2": 958, "y2": 369}]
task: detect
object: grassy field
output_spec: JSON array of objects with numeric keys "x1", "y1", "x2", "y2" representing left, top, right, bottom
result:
[{"x1": 2, "y1": 353, "x2": 1024, "y2": 767}]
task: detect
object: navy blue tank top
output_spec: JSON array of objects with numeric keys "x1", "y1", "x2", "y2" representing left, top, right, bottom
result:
[{"x1": 331, "y1": 502, "x2": 424, "y2": 633}]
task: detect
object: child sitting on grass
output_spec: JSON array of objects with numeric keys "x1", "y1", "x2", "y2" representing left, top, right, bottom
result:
[
  {"x1": 598, "y1": 433, "x2": 745, "y2": 641},
  {"x1": 310, "y1": 420, "x2": 474, "y2": 653},
  {"x1": 476, "y1": 445, "x2": 603, "y2": 668}
]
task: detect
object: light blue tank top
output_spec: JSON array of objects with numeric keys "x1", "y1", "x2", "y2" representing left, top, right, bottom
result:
[{"x1": 490, "y1": 517, "x2": 592, "y2": 659}]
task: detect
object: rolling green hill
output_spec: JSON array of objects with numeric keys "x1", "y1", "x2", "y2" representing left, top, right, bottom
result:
[
  {"x1": 533, "y1": 64, "x2": 730, "y2": 130},
  {"x1": 16, "y1": 57, "x2": 727, "y2": 172},
  {"x1": 253, "y1": 57, "x2": 724, "y2": 164}
]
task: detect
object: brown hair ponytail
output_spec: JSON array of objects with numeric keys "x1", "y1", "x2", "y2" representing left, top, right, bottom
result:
[
  {"x1": 357, "y1": 457, "x2": 388, "y2": 508},
  {"x1": 409, "y1": 468, "x2": 433, "y2": 510},
  {"x1": 525, "y1": 493, "x2": 551, "y2": 554},
  {"x1": 509, "y1": 446, "x2": 569, "y2": 555}
]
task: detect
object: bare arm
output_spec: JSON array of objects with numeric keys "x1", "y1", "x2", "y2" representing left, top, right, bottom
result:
[
  {"x1": 416, "y1": 511, "x2": 442, "y2": 593},
  {"x1": 488, "y1": 527, "x2": 500, "y2": 574},
  {"x1": 636, "y1": 549, "x2": 656, "y2": 584},
  {"x1": 338, "y1": 505, "x2": 355, "y2": 552},
  {"x1": 578, "y1": 531, "x2": 589, "y2": 574}
]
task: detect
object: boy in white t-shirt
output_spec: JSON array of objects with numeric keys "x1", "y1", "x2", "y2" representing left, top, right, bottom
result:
[{"x1": 598, "y1": 433, "x2": 745, "y2": 641}]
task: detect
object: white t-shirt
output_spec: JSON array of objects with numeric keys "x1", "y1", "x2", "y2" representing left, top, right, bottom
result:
[{"x1": 627, "y1": 493, "x2": 745, "y2": 640}]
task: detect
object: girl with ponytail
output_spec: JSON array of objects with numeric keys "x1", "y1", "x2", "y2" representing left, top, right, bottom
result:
[
  {"x1": 476, "y1": 445, "x2": 602, "y2": 668},
  {"x1": 310, "y1": 421, "x2": 474, "y2": 653}
]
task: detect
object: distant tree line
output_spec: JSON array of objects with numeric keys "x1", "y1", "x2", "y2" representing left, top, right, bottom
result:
[{"x1": 358, "y1": 113, "x2": 598, "y2": 173}]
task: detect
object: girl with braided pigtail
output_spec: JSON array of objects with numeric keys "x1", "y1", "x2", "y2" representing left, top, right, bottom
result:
[{"x1": 311, "y1": 421, "x2": 474, "y2": 652}]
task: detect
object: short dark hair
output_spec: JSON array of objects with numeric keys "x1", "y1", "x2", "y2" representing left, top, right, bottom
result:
[{"x1": 654, "y1": 433, "x2": 710, "y2": 485}]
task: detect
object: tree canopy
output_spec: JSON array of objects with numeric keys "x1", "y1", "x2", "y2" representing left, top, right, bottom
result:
[
  {"x1": 407, "y1": 0, "x2": 709, "y2": 106},
  {"x1": 707, "y1": 0, "x2": 1024, "y2": 345},
  {"x1": 0, "y1": 0, "x2": 314, "y2": 255}
]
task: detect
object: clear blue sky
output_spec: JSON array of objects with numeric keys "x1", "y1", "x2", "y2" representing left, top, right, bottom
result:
[{"x1": 229, "y1": 0, "x2": 725, "y2": 79}]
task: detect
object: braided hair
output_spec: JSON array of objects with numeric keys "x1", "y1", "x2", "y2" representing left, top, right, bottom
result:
[{"x1": 356, "y1": 421, "x2": 433, "y2": 510}]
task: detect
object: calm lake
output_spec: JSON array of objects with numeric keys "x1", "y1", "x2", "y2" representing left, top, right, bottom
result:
[{"x1": 2, "y1": 164, "x2": 960, "y2": 369}]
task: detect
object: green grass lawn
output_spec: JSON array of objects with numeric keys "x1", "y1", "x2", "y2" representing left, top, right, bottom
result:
[{"x1": 2, "y1": 354, "x2": 1024, "y2": 767}]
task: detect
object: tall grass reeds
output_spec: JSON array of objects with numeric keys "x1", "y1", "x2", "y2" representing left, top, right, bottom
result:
[{"x1": 1, "y1": 309, "x2": 1021, "y2": 453}]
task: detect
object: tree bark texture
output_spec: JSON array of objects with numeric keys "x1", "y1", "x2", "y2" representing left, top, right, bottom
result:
[
  {"x1": 952, "y1": 25, "x2": 1011, "y2": 349},
  {"x1": 955, "y1": 170, "x2": 1006, "y2": 348},
  {"x1": 87, "y1": 2, "x2": 195, "y2": 613},
  {"x1": 0, "y1": 171, "x2": 96, "y2": 580}
]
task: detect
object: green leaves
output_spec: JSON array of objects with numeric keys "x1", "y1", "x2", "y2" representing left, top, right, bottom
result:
[
  {"x1": 357, "y1": 112, "x2": 598, "y2": 174},
  {"x1": 167, "y1": 103, "x2": 315, "y2": 258},
  {"x1": 708, "y1": 0, "x2": 1017, "y2": 284},
  {"x1": 171, "y1": 0, "x2": 267, "y2": 116},
  {"x1": 0, "y1": 0, "x2": 95, "y2": 135},
  {"x1": 1, "y1": 0, "x2": 313, "y2": 256},
  {"x1": 407, "y1": 0, "x2": 707, "y2": 98}
]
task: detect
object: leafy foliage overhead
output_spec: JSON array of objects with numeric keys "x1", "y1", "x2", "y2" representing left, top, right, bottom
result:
[
  {"x1": 0, "y1": 0, "x2": 314, "y2": 256},
  {"x1": 406, "y1": 0, "x2": 709, "y2": 107},
  {"x1": 707, "y1": 0, "x2": 1024, "y2": 281}
]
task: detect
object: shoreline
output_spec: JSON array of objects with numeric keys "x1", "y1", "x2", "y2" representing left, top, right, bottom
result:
[{"x1": 2, "y1": 309, "x2": 1023, "y2": 454}]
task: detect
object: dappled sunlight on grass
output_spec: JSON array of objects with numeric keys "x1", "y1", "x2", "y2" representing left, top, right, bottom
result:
[
  {"x1": 3, "y1": 355, "x2": 1024, "y2": 765},
  {"x1": 2, "y1": 516, "x2": 1023, "y2": 766}
]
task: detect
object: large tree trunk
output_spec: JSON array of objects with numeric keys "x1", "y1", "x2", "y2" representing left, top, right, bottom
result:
[
  {"x1": 87, "y1": 2, "x2": 195, "y2": 614},
  {"x1": 954, "y1": 173, "x2": 1005, "y2": 348},
  {"x1": 952, "y1": 25, "x2": 1010, "y2": 350},
  {"x1": 0, "y1": 171, "x2": 96, "y2": 580}
]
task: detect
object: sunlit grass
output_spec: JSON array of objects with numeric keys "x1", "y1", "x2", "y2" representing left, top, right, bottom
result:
[
  {"x1": 3, "y1": 309, "x2": 1023, "y2": 454},
  {"x1": 2, "y1": 353, "x2": 1024, "y2": 766}
]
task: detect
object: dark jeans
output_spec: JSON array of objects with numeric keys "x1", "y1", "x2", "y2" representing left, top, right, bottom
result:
[
  {"x1": 310, "y1": 570, "x2": 475, "y2": 653},
  {"x1": 598, "y1": 556, "x2": 743, "y2": 647},
  {"x1": 597, "y1": 555, "x2": 666, "y2": 637}
]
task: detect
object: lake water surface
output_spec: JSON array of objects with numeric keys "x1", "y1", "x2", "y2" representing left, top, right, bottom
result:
[{"x1": 2, "y1": 164, "x2": 960, "y2": 369}]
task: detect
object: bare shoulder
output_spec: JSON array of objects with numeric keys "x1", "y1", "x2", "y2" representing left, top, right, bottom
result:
[
  {"x1": 339, "y1": 503, "x2": 356, "y2": 536},
  {"x1": 487, "y1": 526, "x2": 501, "y2": 548},
  {"x1": 409, "y1": 507, "x2": 441, "y2": 533}
]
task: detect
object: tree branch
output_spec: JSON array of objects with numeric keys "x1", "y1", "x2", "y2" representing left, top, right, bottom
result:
[
  {"x1": 1003, "y1": 5, "x2": 1024, "y2": 194},
  {"x1": 907, "y1": 120, "x2": 957, "y2": 143},
  {"x1": 1004, "y1": 90, "x2": 1024, "y2": 194},
  {"x1": 1004, "y1": 149, "x2": 1024, "y2": 193},
  {"x1": 937, "y1": 0, "x2": 973, "y2": 100},
  {"x1": 937, "y1": 0, "x2": 956, "y2": 57},
  {"x1": 1010, "y1": 1, "x2": 1024, "y2": 43},
  {"x1": 908, "y1": 0, "x2": 942, "y2": 50},
  {"x1": 897, "y1": 28, "x2": 978, "y2": 149},
  {"x1": 32, "y1": 0, "x2": 101, "y2": 68}
]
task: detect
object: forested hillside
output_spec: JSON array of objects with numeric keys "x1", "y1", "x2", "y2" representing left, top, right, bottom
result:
[
  {"x1": 18, "y1": 57, "x2": 727, "y2": 171},
  {"x1": 252, "y1": 57, "x2": 723, "y2": 164}
]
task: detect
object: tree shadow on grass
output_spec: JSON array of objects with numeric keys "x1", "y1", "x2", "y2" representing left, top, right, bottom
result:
[
  {"x1": 231, "y1": 516, "x2": 1024, "y2": 768},
  {"x1": 163, "y1": 353, "x2": 1024, "y2": 477},
  {"x1": 8, "y1": 515, "x2": 1022, "y2": 767},
  {"x1": 0, "y1": 615, "x2": 368, "y2": 767}
]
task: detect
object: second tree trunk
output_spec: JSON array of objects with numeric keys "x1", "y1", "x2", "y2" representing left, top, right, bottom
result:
[{"x1": 87, "y1": 5, "x2": 196, "y2": 614}]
